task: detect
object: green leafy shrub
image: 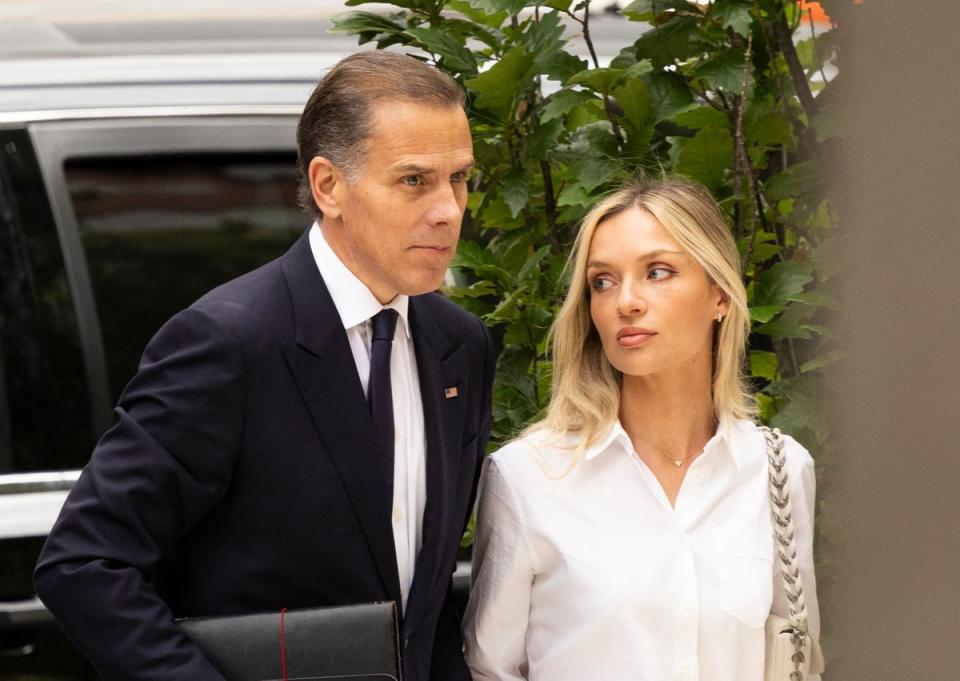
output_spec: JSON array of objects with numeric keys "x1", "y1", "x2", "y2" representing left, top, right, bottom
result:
[{"x1": 333, "y1": 0, "x2": 840, "y2": 461}]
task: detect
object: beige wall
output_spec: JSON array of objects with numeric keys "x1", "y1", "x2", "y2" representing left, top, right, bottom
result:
[{"x1": 826, "y1": 2, "x2": 960, "y2": 678}]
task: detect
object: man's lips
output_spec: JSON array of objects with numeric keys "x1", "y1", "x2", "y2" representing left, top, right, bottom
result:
[
  {"x1": 616, "y1": 327, "x2": 656, "y2": 347},
  {"x1": 409, "y1": 245, "x2": 452, "y2": 253}
]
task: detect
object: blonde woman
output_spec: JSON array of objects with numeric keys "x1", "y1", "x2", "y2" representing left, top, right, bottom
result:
[{"x1": 462, "y1": 178, "x2": 821, "y2": 681}]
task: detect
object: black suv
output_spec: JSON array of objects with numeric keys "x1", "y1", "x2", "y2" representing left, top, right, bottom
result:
[{"x1": 0, "y1": 11, "x2": 356, "y2": 675}]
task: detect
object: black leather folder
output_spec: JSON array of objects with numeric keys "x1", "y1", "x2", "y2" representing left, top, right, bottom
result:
[{"x1": 178, "y1": 602, "x2": 401, "y2": 681}]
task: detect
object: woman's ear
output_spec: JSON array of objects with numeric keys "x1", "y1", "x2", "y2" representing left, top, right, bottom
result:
[
  {"x1": 714, "y1": 287, "x2": 731, "y2": 320},
  {"x1": 308, "y1": 156, "x2": 343, "y2": 219}
]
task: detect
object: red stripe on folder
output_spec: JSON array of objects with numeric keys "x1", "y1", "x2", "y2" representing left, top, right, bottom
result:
[{"x1": 280, "y1": 608, "x2": 288, "y2": 681}]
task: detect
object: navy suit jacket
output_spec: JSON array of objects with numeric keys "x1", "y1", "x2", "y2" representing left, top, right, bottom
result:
[{"x1": 34, "y1": 230, "x2": 495, "y2": 681}]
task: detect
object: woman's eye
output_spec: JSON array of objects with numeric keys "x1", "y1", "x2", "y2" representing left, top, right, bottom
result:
[
  {"x1": 590, "y1": 276, "x2": 612, "y2": 292},
  {"x1": 649, "y1": 267, "x2": 674, "y2": 281}
]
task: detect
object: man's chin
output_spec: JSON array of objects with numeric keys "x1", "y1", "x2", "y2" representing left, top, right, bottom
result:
[{"x1": 399, "y1": 270, "x2": 450, "y2": 296}]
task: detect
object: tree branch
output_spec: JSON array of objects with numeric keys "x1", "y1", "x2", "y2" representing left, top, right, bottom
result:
[
  {"x1": 569, "y1": 1, "x2": 626, "y2": 148},
  {"x1": 540, "y1": 160, "x2": 562, "y2": 252},
  {"x1": 773, "y1": 9, "x2": 817, "y2": 119}
]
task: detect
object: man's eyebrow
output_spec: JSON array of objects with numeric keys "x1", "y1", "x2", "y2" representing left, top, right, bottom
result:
[
  {"x1": 586, "y1": 249, "x2": 686, "y2": 269},
  {"x1": 392, "y1": 160, "x2": 476, "y2": 175}
]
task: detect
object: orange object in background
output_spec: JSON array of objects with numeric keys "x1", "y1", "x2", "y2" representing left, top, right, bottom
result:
[{"x1": 799, "y1": 0, "x2": 831, "y2": 24}]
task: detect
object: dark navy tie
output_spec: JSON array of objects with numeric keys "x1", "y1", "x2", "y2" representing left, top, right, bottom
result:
[{"x1": 368, "y1": 309, "x2": 399, "y2": 496}]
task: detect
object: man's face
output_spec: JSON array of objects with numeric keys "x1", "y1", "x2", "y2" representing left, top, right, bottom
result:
[{"x1": 323, "y1": 100, "x2": 474, "y2": 302}]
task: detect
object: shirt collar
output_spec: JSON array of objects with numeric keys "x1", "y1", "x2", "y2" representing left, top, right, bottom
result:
[
  {"x1": 309, "y1": 222, "x2": 411, "y2": 339},
  {"x1": 584, "y1": 414, "x2": 744, "y2": 468}
]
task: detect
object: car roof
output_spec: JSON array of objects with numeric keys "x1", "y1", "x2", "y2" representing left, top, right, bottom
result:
[
  {"x1": 0, "y1": 1, "x2": 367, "y2": 121},
  {"x1": 0, "y1": 52, "x2": 348, "y2": 122},
  {"x1": 0, "y1": 0, "x2": 639, "y2": 123}
]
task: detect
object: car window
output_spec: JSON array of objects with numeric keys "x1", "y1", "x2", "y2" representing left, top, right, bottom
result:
[
  {"x1": 64, "y1": 152, "x2": 303, "y2": 404},
  {"x1": 0, "y1": 129, "x2": 93, "y2": 474}
]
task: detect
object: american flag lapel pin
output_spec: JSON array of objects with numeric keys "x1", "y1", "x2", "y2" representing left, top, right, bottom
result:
[{"x1": 444, "y1": 386, "x2": 459, "y2": 399}]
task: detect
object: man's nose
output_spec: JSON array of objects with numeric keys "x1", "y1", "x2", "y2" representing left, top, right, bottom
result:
[{"x1": 425, "y1": 183, "x2": 463, "y2": 226}]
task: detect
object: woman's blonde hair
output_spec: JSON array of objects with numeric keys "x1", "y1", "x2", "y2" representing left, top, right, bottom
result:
[{"x1": 528, "y1": 176, "x2": 755, "y2": 454}]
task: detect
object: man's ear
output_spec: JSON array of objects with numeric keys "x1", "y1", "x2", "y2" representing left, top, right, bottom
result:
[{"x1": 308, "y1": 156, "x2": 343, "y2": 219}]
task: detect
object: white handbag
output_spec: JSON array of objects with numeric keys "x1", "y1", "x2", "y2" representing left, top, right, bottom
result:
[{"x1": 759, "y1": 426, "x2": 825, "y2": 681}]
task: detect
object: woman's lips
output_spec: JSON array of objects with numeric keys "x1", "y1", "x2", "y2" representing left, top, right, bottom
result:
[{"x1": 616, "y1": 328, "x2": 656, "y2": 348}]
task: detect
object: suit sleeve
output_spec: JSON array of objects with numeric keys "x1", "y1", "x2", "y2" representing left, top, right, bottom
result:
[
  {"x1": 33, "y1": 306, "x2": 246, "y2": 681},
  {"x1": 428, "y1": 318, "x2": 496, "y2": 681}
]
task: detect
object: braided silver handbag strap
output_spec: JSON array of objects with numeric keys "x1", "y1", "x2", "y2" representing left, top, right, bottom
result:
[{"x1": 759, "y1": 426, "x2": 809, "y2": 632}]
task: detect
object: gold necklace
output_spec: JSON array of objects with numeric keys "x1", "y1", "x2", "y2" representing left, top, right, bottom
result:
[{"x1": 647, "y1": 445, "x2": 697, "y2": 469}]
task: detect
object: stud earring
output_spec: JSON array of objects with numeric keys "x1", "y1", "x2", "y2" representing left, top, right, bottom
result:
[{"x1": 716, "y1": 312, "x2": 724, "y2": 323}]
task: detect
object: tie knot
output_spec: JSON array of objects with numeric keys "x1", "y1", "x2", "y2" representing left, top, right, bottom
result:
[{"x1": 371, "y1": 308, "x2": 399, "y2": 342}]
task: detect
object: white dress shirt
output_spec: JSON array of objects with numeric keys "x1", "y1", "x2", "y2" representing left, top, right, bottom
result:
[
  {"x1": 463, "y1": 418, "x2": 821, "y2": 681},
  {"x1": 309, "y1": 223, "x2": 427, "y2": 612}
]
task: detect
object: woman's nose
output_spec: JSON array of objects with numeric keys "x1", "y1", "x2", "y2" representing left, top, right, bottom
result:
[{"x1": 616, "y1": 280, "x2": 646, "y2": 318}]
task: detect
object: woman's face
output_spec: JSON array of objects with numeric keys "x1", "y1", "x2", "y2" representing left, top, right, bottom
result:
[{"x1": 586, "y1": 206, "x2": 727, "y2": 381}]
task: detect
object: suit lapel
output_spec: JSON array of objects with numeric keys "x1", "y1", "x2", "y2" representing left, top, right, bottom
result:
[
  {"x1": 402, "y1": 295, "x2": 467, "y2": 634},
  {"x1": 279, "y1": 231, "x2": 402, "y2": 607}
]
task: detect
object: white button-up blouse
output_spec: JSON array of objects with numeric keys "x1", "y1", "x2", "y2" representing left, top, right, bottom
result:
[{"x1": 462, "y1": 418, "x2": 820, "y2": 681}]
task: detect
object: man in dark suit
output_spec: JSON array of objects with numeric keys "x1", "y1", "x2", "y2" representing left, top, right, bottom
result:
[{"x1": 33, "y1": 51, "x2": 494, "y2": 681}]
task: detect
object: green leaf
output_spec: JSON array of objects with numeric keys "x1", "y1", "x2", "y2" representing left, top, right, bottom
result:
[
  {"x1": 452, "y1": 239, "x2": 495, "y2": 268},
  {"x1": 500, "y1": 168, "x2": 531, "y2": 218},
  {"x1": 755, "y1": 315, "x2": 812, "y2": 340},
  {"x1": 487, "y1": 288, "x2": 525, "y2": 323},
  {"x1": 404, "y1": 27, "x2": 478, "y2": 74},
  {"x1": 634, "y1": 19, "x2": 712, "y2": 67},
  {"x1": 465, "y1": 47, "x2": 535, "y2": 119},
  {"x1": 452, "y1": 241, "x2": 515, "y2": 286},
  {"x1": 446, "y1": 280, "x2": 498, "y2": 298},
  {"x1": 671, "y1": 105, "x2": 729, "y2": 131},
  {"x1": 330, "y1": 11, "x2": 405, "y2": 36},
  {"x1": 566, "y1": 67, "x2": 626, "y2": 94},
  {"x1": 647, "y1": 71, "x2": 695, "y2": 123},
  {"x1": 767, "y1": 376, "x2": 829, "y2": 445},
  {"x1": 756, "y1": 392, "x2": 776, "y2": 423},
  {"x1": 788, "y1": 290, "x2": 837, "y2": 309},
  {"x1": 522, "y1": 10, "x2": 566, "y2": 54},
  {"x1": 557, "y1": 182, "x2": 590, "y2": 208},
  {"x1": 812, "y1": 106, "x2": 843, "y2": 143},
  {"x1": 746, "y1": 111, "x2": 796, "y2": 150},
  {"x1": 749, "y1": 305, "x2": 781, "y2": 323},
  {"x1": 446, "y1": 0, "x2": 508, "y2": 28},
  {"x1": 764, "y1": 161, "x2": 821, "y2": 201},
  {"x1": 528, "y1": 119, "x2": 564, "y2": 160},
  {"x1": 693, "y1": 48, "x2": 752, "y2": 93},
  {"x1": 345, "y1": 0, "x2": 423, "y2": 8},
  {"x1": 540, "y1": 89, "x2": 591, "y2": 123},
  {"x1": 752, "y1": 260, "x2": 814, "y2": 307},
  {"x1": 676, "y1": 126, "x2": 732, "y2": 192},
  {"x1": 800, "y1": 350, "x2": 843, "y2": 374},
  {"x1": 800, "y1": 323, "x2": 833, "y2": 339},
  {"x1": 535, "y1": 50, "x2": 588, "y2": 83},
  {"x1": 711, "y1": 0, "x2": 753, "y2": 37},
  {"x1": 471, "y1": 0, "x2": 526, "y2": 15},
  {"x1": 749, "y1": 350, "x2": 779, "y2": 380},
  {"x1": 612, "y1": 78, "x2": 652, "y2": 131},
  {"x1": 570, "y1": 156, "x2": 621, "y2": 193},
  {"x1": 622, "y1": 0, "x2": 698, "y2": 18},
  {"x1": 518, "y1": 245, "x2": 551, "y2": 286}
]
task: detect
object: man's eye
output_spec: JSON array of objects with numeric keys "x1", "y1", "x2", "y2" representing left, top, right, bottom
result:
[
  {"x1": 402, "y1": 176, "x2": 423, "y2": 187},
  {"x1": 649, "y1": 267, "x2": 674, "y2": 281},
  {"x1": 590, "y1": 276, "x2": 612, "y2": 292},
  {"x1": 451, "y1": 171, "x2": 467, "y2": 183}
]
